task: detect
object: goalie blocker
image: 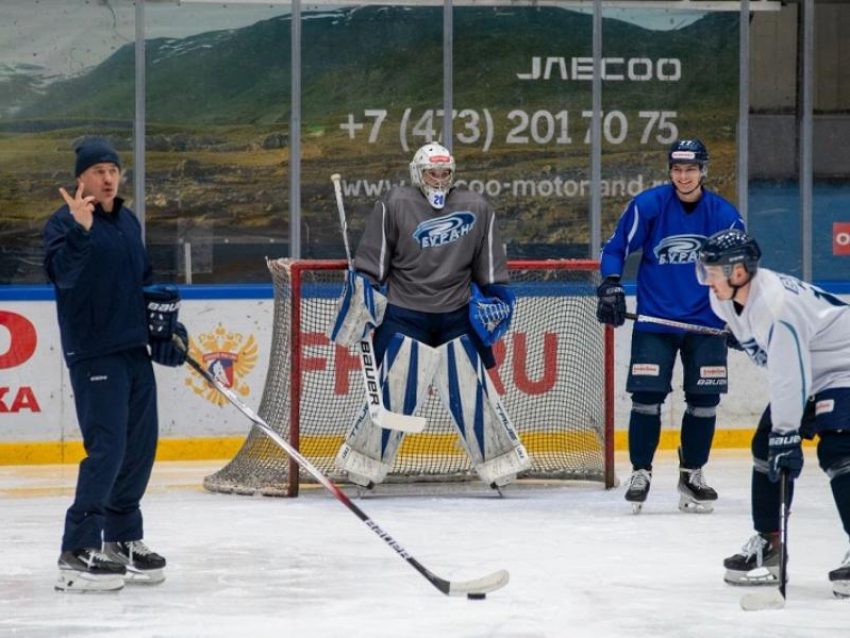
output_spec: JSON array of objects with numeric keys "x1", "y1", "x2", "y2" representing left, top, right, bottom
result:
[{"x1": 336, "y1": 334, "x2": 530, "y2": 489}]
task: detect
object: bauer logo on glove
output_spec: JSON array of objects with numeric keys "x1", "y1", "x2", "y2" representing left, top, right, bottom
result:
[
  {"x1": 143, "y1": 285, "x2": 181, "y2": 341},
  {"x1": 469, "y1": 283, "x2": 515, "y2": 347}
]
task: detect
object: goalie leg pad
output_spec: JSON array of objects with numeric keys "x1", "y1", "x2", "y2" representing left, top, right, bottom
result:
[
  {"x1": 335, "y1": 335, "x2": 441, "y2": 485},
  {"x1": 434, "y1": 335, "x2": 530, "y2": 486}
]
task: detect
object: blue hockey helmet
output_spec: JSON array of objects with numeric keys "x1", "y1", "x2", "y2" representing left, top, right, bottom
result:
[
  {"x1": 668, "y1": 139, "x2": 709, "y2": 169},
  {"x1": 697, "y1": 229, "x2": 761, "y2": 284}
]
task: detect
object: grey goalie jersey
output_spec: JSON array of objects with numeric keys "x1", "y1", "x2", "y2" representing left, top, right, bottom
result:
[
  {"x1": 709, "y1": 268, "x2": 850, "y2": 434},
  {"x1": 354, "y1": 186, "x2": 509, "y2": 313}
]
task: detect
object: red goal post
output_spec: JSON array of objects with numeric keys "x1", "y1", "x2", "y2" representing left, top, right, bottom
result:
[{"x1": 203, "y1": 258, "x2": 615, "y2": 496}]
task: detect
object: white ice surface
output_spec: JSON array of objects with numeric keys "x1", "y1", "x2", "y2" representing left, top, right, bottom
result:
[{"x1": 1, "y1": 450, "x2": 848, "y2": 638}]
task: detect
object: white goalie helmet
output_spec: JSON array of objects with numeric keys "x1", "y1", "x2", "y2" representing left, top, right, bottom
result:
[{"x1": 409, "y1": 142, "x2": 455, "y2": 209}]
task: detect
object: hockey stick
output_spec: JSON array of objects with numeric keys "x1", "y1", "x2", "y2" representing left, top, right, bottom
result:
[
  {"x1": 740, "y1": 469, "x2": 790, "y2": 611},
  {"x1": 180, "y1": 343, "x2": 509, "y2": 597},
  {"x1": 331, "y1": 172, "x2": 426, "y2": 434},
  {"x1": 625, "y1": 312, "x2": 729, "y2": 337}
]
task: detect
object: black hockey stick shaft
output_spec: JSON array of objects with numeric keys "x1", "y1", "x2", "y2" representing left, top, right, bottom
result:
[
  {"x1": 182, "y1": 349, "x2": 506, "y2": 596},
  {"x1": 779, "y1": 469, "x2": 790, "y2": 599},
  {"x1": 625, "y1": 312, "x2": 729, "y2": 337}
]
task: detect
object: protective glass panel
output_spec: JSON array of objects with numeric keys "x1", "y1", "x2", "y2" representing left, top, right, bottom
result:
[
  {"x1": 601, "y1": 6, "x2": 741, "y2": 280},
  {"x1": 0, "y1": 0, "x2": 136, "y2": 284},
  {"x1": 747, "y1": 4, "x2": 801, "y2": 276},
  {"x1": 811, "y1": 3, "x2": 850, "y2": 283},
  {"x1": 454, "y1": 6, "x2": 592, "y2": 259},
  {"x1": 298, "y1": 5, "x2": 439, "y2": 261},
  {"x1": 144, "y1": 2, "x2": 291, "y2": 283}
]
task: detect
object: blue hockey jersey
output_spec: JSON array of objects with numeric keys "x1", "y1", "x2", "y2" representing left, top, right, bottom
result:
[{"x1": 600, "y1": 184, "x2": 744, "y2": 332}]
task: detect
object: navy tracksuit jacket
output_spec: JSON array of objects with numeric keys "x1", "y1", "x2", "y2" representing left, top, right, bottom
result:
[{"x1": 44, "y1": 198, "x2": 159, "y2": 551}]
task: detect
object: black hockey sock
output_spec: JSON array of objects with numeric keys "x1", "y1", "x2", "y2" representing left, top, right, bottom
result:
[
  {"x1": 680, "y1": 411, "x2": 716, "y2": 468},
  {"x1": 752, "y1": 467, "x2": 795, "y2": 533},
  {"x1": 830, "y1": 473, "x2": 850, "y2": 538},
  {"x1": 628, "y1": 410, "x2": 661, "y2": 470}
]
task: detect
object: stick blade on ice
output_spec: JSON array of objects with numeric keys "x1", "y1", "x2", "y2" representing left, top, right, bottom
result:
[
  {"x1": 447, "y1": 569, "x2": 510, "y2": 597},
  {"x1": 740, "y1": 589, "x2": 785, "y2": 612}
]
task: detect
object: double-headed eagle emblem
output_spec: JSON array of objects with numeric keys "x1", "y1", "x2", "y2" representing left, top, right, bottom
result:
[{"x1": 186, "y1": 324, "x2": 258, "y2": 406}]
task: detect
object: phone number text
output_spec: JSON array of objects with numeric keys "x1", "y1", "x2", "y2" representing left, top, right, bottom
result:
[{"x1": 339, "y1": 109, "x2": 678, "y2": 152}]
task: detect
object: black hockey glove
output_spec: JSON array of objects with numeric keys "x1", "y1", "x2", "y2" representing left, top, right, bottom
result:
[
  {"x1": 724, "y1": 329, "x2": 744, "y2": 352},
  {"x1": 150, "y1": 322, "x2": 188, "y2": 367},
  {"x1": 767, "y1": 429, "x2": 803, "y2": 483},
  {"x1": 596, "y1": 277, "x2": 626, "y2": 327},
  {"x1": 143, "y1": 285, "x2": 181, "y2": 341}
]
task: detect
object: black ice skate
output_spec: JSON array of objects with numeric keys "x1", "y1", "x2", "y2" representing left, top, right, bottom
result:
[
  {"x1": 829, "y1": 549, "x2": 850, "y2": 599},
  {"x1": 56, "y1": 548, "x2": 126, "y2": 592},
  {"x1": 104, "y1": 540, "x2": 166, "y2": 585},
  {"x1": 723, "y1": 532, "x2": 782, "y2": 586},
  {"x1": 677, "y1": 466, "x2": 718, "y2": 514},
  {"x1": 625, "y1": 469, "x2": 651, "y2": 514}
]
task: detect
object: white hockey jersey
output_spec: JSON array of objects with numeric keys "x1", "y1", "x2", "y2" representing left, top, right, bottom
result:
[{"x1": 709, "y1": 268, "x2": 850, "y2": 434}]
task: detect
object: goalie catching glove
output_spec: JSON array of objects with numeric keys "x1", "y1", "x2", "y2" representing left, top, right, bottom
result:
[
  {"x1": 143, "y1": 285, "x2": 181, "y2": 340},
  {"x1": 469, "y1": 283, "x2": 515, "y2": 347},
  {"x1": 329, "y1": 270, "x2": 387, "y2": 347}
]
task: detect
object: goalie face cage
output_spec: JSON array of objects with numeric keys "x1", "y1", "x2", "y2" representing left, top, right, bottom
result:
[{"x1": 203, "y1": 259, "x2": 615, "y2": 497}]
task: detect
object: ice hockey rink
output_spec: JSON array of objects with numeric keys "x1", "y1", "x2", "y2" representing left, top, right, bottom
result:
[{"x1": 1, "y1": 449, "x2": 847, "y2": 638}]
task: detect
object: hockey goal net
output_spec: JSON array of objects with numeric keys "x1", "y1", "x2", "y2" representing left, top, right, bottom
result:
[{"x1": 203, "y1": 258, "x2": 614, "y2": 496}]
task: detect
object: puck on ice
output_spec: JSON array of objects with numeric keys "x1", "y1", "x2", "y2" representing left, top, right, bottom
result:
[{"x1": 467, "y1": 593, "x2": 486, "y2": 600}]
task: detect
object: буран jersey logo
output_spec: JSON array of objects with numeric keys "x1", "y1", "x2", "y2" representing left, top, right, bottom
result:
[
  {"x1": 413, "y1": 212, "x2": 476, "y2": 249},
  {"x1": 653, "y1": 234, "x2": 705, "y2": 265}
]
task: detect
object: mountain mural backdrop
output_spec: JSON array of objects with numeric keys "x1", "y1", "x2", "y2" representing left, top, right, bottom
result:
[{"x1": 12, "y1": 7, "x2": 738, "y2": 124}]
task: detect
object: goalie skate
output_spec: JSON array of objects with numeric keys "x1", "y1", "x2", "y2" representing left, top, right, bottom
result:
[
  {"x1": 677, "y1": 466, "x2": 717, "y2": 514},
  {"x1": 624, "y1": 469, "x2": 651, "y2": 514},
  {"x1": 829, "y1": 549, "x2": 850, "y2": 599},
  {"x1": 723, "y1": 533, "x2": 781, "y2": 586}
]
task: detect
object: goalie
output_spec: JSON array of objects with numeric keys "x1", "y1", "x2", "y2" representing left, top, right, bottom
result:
[{"x1": 328, "y1": 143, "x2": 529, "y2": 490}]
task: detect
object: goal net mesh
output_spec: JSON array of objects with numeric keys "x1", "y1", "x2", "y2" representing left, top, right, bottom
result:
[{"x1": 203, "y1": 258, "x2": 612, "y2": 496}]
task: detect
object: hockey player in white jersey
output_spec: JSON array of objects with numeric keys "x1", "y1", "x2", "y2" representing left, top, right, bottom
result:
[
  {"x1": 696, "y1": 229, "x2": 850, "y2": 598},
  {"x1": 328, "y1": 143, "x2": 530, "y2": 490}
]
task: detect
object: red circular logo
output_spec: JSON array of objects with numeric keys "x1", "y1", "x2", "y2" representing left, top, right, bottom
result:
[{"x1": 0, "y1": 311, "x2": 37, "y2": 369}]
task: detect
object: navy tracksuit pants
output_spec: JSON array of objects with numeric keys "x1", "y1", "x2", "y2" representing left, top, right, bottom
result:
[{"x1": 62, "y1": 348, "x2": 158, "y2": 552}]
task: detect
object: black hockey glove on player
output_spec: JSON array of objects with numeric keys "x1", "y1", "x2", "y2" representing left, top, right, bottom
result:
[
  {"x1": 596, "y1": 277, "x2": 626, "y2": 327},
  {"x1": 150, "y1": 322, "x2": 188, "y2": 367},
  {"x1": 144, "y1": 285, "x2": 181, "y2": 340},
  {"x1": 768, "y1": 429, "x2": 803, "y2": 482}
]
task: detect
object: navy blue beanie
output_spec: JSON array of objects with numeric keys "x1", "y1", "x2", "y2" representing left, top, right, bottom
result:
[{"x1": 74, "y1": 138, "x2": 121, "y2": 177}]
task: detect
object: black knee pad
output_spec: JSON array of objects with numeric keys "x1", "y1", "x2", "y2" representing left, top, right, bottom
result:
[
  {"x1": 632, "y1": 391, "x2": 667, "y2": 408},
  {"x1": 684, "y1": 393, "x2": 720, "y2": 409},
  {"x1": 631, "y1": 391, "x2": 666, "y2": 416}
]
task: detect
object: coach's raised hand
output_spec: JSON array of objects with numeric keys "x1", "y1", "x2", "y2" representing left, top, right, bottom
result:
[{"x1": 59, "y1": 183, "x2": 96, "y2": 231}]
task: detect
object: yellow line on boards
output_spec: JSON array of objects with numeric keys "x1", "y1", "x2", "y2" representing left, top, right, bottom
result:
[{"x1": 0, "y1": 429, "x2": 780, "y2": 466}]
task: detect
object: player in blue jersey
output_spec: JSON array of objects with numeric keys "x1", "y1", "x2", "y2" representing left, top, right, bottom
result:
[{"x1": 597, "y1": 139, "x2": 744, "y2": 514}]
